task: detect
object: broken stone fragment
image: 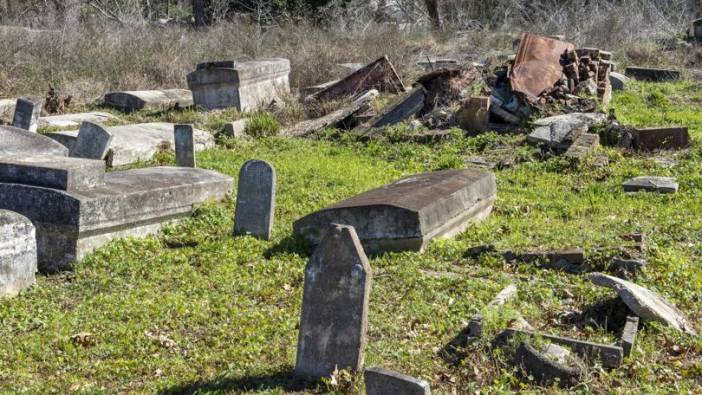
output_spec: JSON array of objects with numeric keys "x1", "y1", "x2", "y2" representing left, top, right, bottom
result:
[
  {"x1": 308, "y1": 56, "x2": 405, "y2": 102},
  {"x1": 456, "y1": 96, "x2": 490, "y2": 133},
  {"x1": 619, "y1": 316, "x2": 639, "y2": 357},
  {"x1": 364, "y1": 367, "x2": 431, "y2": 395},
  {"x1": 528, "y1": 113, "x2": 605, "y2": 149},
  {"x1": 359, "y1": 86, "x2": 426, "y2": 137},
  {"x1": 104, "y1": 89, "x2": 193, "y2": 112},
  {"x1": 623, "y1": 176, "x2": 678, "y2": 193},
  {"x1": 512, "y1": 342, "x2": 584, "y2": 387},
  {"x1": 589, "y1": 273, "x2": 697, "y2": 335}
]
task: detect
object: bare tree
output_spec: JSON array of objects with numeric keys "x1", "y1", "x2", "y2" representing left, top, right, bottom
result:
[
  {"x1": 424, "y1": 0, "x2": 442, "y2": 31},
  {"x1": 193, "y1": 0, "x2": 212, "y2": 26}
]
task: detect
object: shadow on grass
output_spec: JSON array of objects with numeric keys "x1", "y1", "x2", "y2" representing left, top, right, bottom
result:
[
  {"x1": 264, "y1": 235, "x2": 313, "y2": 259},
  {"x1": 160, "y1": 369, "x2": 319, "y2": 395}
]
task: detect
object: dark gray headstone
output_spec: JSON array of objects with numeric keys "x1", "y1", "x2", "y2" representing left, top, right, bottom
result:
[
  {"x1": 295, "y1": 224, "x2": 372, "y2": 378},
  {"x1": 70, "y1": 122, "x2": 113, "y2": 160},
  {"x1": 365, "y1": 367, "x2": 430, "y2": 395},
  {"x1": 233, "y1": 160, "x2": 276, "y2": 240},
  {"x1": 174, "y1": 124, "x2": 196, "y2": 168},
  {"x1": 12, "y1": 98, "x2": 43, "y2": 133}
]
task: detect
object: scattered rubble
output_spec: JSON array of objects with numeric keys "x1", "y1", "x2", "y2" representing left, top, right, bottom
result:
[
  {"x1": 307, "y1": 56, "x2": 405, "y2": 102},
  {"x1": 283, "y1": 90, "x2": 379, "y2": 137}
]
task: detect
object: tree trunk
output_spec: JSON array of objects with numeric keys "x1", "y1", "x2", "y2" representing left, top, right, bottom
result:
[
  {"x1": 192, "y1": 0, "x2": 211, "y2": 27},
  {"x1": 424, "y1": 0, "x2": 442, "y2": 32}
]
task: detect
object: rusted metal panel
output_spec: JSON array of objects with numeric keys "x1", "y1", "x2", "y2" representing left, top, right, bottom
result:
[
  {"x1": 509, "y1": 33, "x2": 575, "y2": 99},
  {"x1": 309, "y1": 56, "x2": 406, "y2": 102}
]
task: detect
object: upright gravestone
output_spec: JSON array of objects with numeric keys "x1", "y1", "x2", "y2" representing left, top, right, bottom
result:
[
  {"x1": 295, "y1": 224, "x2": 372, "y2": 378},
  {"x1": 70, "y1": 121, "x2": 114, "y2": 160},
  {"x1": 0, "y1": 210, "x2": 38, "y2": 297},
  {"x1": 174, "y1": 124, "x2": 196, "y2": 167},
  {"x1": 12, "y1": 98, "x2": 43, "y2": 133},
  {"x1": 233, "y1": 160, "x2": 276, "y2": 240},
  {"x1": 365, "y1": 367, "x2": 431, "y2": 395}
]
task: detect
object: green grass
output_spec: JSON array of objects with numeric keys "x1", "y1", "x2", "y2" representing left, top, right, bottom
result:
[{"x1": 2, "y1": 81, "x2": 702, "y2": 394}]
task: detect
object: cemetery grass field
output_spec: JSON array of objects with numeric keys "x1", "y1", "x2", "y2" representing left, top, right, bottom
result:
[{"x1": 2, "y1": 81, "x2": 702, "y2": 394}]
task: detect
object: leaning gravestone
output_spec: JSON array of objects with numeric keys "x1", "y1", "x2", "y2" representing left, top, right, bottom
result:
[
  {"x1": 295, "y1": 224, "x2": 372, "y2": 378},
  {"x1": 70, "y1": 122, "x2": 113, "y2": 160},
  {"x1": 12, "y1": 98, "x2": 43, "y2": 133},
  {"x1": 174, "y1": 124, "x2": 196, "y2": 168},
  {"x1": 365, "y1": 367, "x2": 431, "y2": 395},
  {"x1": 233, "y1": 160, "x2": 276, "y2": 240},
  {"x1": 0, "y1": 210, "x2": 37, "y2": 297}
]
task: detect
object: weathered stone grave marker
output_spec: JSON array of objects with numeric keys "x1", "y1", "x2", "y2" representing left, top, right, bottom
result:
[
  {"x1": 104, "y1": 89, "x2": 193, "y2": 111},
  {"x1": 174, "y1": 124, "x2": 196, "y2": 168},
  {"x1": 12, "y1": 98, "x2": 43, "y2": 133},
  {"x1": 0, "y1": 210, "x2": 37, "y2": 297},
  {"x1": 233, "y1": 160, "x2": 276, "y2": 240},
  {"x1": 623, "y1": 176, "x2": 678, "y2": 193},
  {"x1": 70, "y1": 122, "x2": 113, "y2": 160},
  {"x1": 0, "y1": 126, "x2": 68, "y2": 157},
  {"x1": 365, "y1": 367, "x2": 431, "y2": 395},
  {"x1": 295, "y1": 224, "x2": 372, "y2": 378}
]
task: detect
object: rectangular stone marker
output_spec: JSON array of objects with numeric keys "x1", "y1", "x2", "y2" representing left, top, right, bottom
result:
[
  {"x1": 634, "y1": 127, "x2": 689, "y2": 151},
  {"x1": 12, "y1": 98, "x2": 43, "y2": 133},
  {"x1": 308, "y1": 56, "x2": 406, "y2": 102},
  {"x1": 187, "y1": 59, "x2": 290, "y2": 111},
  {"x1": 294, "y1": 169, "x2": 496, "y2": 254},
  {"x1": 625, "y1": 67, "x2": 680, "y2": 82},
  {"x1": 365, "y1": 367, "x2": 430, "y2": 395},
  {"x1": 0, "y1": 156, "x2": 105, "y2": 192},
  {"x1": 621, "y1": 316, "x2": 639, "y2": 357},
  {"x1": 233, "y1": 160, "x2": 276, "y2": 240},
  {"x1": 295, "y1": 224, "x2": 371, "y2": 378},
  {"x1": 360, "y1": 86, "x2": 426, "y2": 137},
  {"x1": 623, "y1": 176, "x2": 678, "y2": 193},
  {"x1": 70, "y1": 121, "x2": 113, "y2": 160},
  {"x1": 104, "y1": 89, "x2": 193, "y2": 112},
  {"x1": 0, "y1": 210, "x2": 37, "y2": 297},
  {"x1": 174, "y1": 124, "x2": 196, "y2": 168}
]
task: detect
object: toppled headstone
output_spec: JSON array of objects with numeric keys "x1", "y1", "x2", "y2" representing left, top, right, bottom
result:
[
  {"x1": 0, "y1": 126, "x2": 68, "y2": 157},
  {"x1": 104, "y1": 89, "x2": 193, "y2": 111},
  {"x1": 528, "y1": 113, "x2": 606, "y2": 149},
  {"x1": 456, "y1": 96, "x2": 490, "y2": 133},
  {"x1": 283, "y1": 90, "x2": 379, "y2": 137},
  {"x1": 619, "y1": 316, "x2": 639, "y2": 357},
  {"x1": 589, "y1": 273, "x2": 696, "y2": 335},
  {"x1": 174, "y1": 124, "x2": 196, "y2": 168},
  {"x1": 625, "y1": 67, "x2": 681, "y2": 82},
  {"x1": 565, "y1": 133, "x2": 599, "y2": 160},
  {"x1": 187, "y1": 59, "x2": 290, "y2": 111},
  {"x1": 39, "y1": 112, "x2": 119, "y2": 129},
  {"x1": 359, "y1": 86, "x2": 426, "y2": 137},
  {"x1": 0, "y1": 210, "x2": 37, "y2": 297},
  {"x1": 309, "y1": 56, "x2": 406, "y2": 102},
  {"x1": 295, "y1": 224, "x2": 372, "y2": 378},
  {"x1": 623, "y1": 176, "x2": 678, "y2": 193},
  {"x1": 233, "y1": 160, "x2": 276, "y2": 240},
  {"x1": 512, "y1": 342, "x2": 584, "y2": 387},
  {"x1": 365, "y1": 367, "x2": 430, "y2": 395},
  {"x1": 12, "y1": 98, "x2": 43, "y2": 133},
  {"x1": 609, "y1": 72, "x2": 629, "y2": 91},
  {"x1": 294, "y1": 169, "x2": 496, "y2": 254},
  {"x1": 0, "y1": 160, "x2": 233, "y2": 272},
  {"x1": 70, "y1": 122, "x2": 113, "y2": 160},
  {"x1": 633, "y1": 127, "x2": 689, "y2": 151}
]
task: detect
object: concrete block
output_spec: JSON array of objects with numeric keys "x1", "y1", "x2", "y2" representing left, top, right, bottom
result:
[
  {"x1": 0, "y1": 125, "x2": 68, "y2": 157},
  {"x1": 12, "y1": 98, "x2": 43, "y2": 133},
  {"x1": 0, "y1": 156, "x2": 105, "y2": 192},
  {"x1": 0, "y1": 210, "x2": 37, "y2": 297},
  {"x1": 456, "y1": 96, "x2": 490, "y2": 133},
  {"x1": 365, "y1": 367, "x2": 430, "y2": 395},
  {"x1": 187, "y1": 59, "x2": 290, "y2": 111},
  {"x1": 222, "y1": 119, "x2": 249, "y2": 138},
  {"x1": 294, "y1": 169, "x2": 496, "y2": 254},
  {"x1": 609, "y1": 72, "x2": 629, "y2": 91}
]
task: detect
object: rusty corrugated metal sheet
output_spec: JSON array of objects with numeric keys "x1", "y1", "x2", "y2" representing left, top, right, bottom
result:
[{"x1": 510, "y1": 33, "x2": 575, "y2": 99}]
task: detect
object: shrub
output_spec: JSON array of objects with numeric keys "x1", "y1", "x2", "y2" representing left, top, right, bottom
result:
[{"x1": 244, "y1": 111, "x2": 281, "y2": 137}]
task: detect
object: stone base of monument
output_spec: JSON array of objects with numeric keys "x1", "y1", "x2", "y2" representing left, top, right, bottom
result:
[
  {"x1": 0, "y1": 210, "x2": 38, "y2": 297},
  {"x1": 293, "y1": 169, "x2": 497, "y2": 254},
  {"x1": 0, "y1": 158, "x2": 232, "y2": 273},
  {"x1": 187, "y1": 59, "x2": 290, "y2": 111}
]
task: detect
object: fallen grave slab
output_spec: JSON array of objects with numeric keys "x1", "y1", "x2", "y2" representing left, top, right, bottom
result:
[
  {"x1": 365, "y1": 367, "x2": 431, "y2": 395},
  {"x1": 104, "y1": 89, "x2": 193, "y2": 111},
  {"x1": 634, "y1": 127, "x2": 689, "y2": 151},
  {"x1": 589, "y1": 273, "x2": 696, "y2": 335},
  {"x1": 0, "y1": 161, "x2": 233, "y2": 273},
  {"x1": 308, "y1": 56, "x2": 406, "y2": 102},
  {"x1": 359, "y1": 86, "x2": 426, "y2": 137},
  {"x1": 0, "y1": 210, "x2": 37, "y2": 297},
  {"x1": 301, "y1": 79, "x2": 339, "y2": 99},
  {"x1": 0, "y1": 126, "x2": 68, "y2": 157},
  {"x1": 624, "y1": 67, "x2": 681, "y2": 82},
  {"x1": 512, "y1": 341, "x2": 584, "y2": 387},
  {"x1": 623, "y1": 176, "x2": 678, "y2": 193},
  {"x1": 528, "y1": 113, "x2": 606, "y2": 149},
  {"x1": 293, "y1": 169, "x2": 496, "y2": 254},
  {"x1": 46, "y1": 122, "x2": 215, "y2": 167},
  {"x1": 39, "y1": 112, "x2": 119, "y2": 129},
  {"x1": 187, "y1": 59, "x2": 290, "y2": 111},
  {"x1": 417, "y1": 57, "x2": 458, "y2": 71}
]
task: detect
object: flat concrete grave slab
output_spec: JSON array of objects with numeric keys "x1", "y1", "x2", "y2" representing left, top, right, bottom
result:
[
  {"x1": 301, "y1": 79, "x2": 340, "y2": 99},
  {"x1": 0, "y1": 210, "x2": 37, "y2": 297},
  {"x1": 623, "y1": 176, "x2": 678, "y2": 193},
  {"x1": 295, "y1": 224, "x2": 371, "y2": 378},
  {"x1": 12, "y1": 98, "x2": 43, "y2": 133},
  {"x1": 634, "y1": 127, "x2": 689, "y2": 151},
  {"x1": 39, "y1": 112, "x2": 119, "y2": 129},
  {"x1": 589, "y1": 273, "x2": 696, "y2": 335},
  {"x1": 187, "y1": 59, "x2": 290, "y2": 111},
  {"x1": 0, "y1": 166, "x2": 233, "y2": 272},
  {"x1": 70, "y1": 122, "x2": 113, "y2": 160},
  {"x1": 174, "y1": 124, "x2": 196, "y2": 168},
  {"x1": 233, "y1": 160, "x2": 276, "y2": 240},
  {"x1": 365, "y1": 367, "x2": 431, "y2": 395},
  {"x1": 0, "y1": 125, "x2": 68, "y2": 157},
  {"x1": 0, "y1": 155, "x2": 105, "y2": 192},
  {"x1": 104, "y1": 89, "x2": 193, "y2": 111},
  {"x1": 293, "y1": 169, "x2": 496, "y2": 254},
  {"x1": 308, "y1": 56, "x2": 406, "y2": 102},
  {"x1": 625, "y1": 67, "x2": 681, "y2": 82}
]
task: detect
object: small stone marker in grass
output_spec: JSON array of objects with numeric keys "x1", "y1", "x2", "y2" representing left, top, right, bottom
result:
[
  {"x1": 174, "y1": 124, "x2": 196, "y2": 168},
  {"x1": 295, "y1": 224, "x2": 372, "y2": 378},
  {"x1": 620, "y1": 316, "x2": 639, "y2": 357},
  {"x1": 233, "y1": 160, "x2": 276, "y2": 240},
  {"x1": 364, "y1": 367, "x2": 430, "y2": 395},
  {"x1": 0, "y1": 210, "x2": 37, "y2": 297},
  {"x1": 12, "y1": 98, "x2": 43, "y2": 133},
  {"x1": 623, "y1": 176, "x2": 678, "y2": 193},
  {"x1": 70, "y1": 121, "x2": 113, "y2": 160}
]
